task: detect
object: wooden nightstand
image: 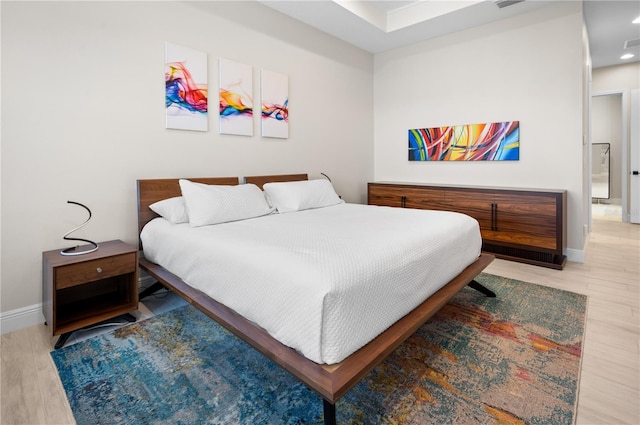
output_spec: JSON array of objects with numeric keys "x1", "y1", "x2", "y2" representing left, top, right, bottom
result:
[{"x1": 42, "y1": 239, "x2": 139, "y2": 349}]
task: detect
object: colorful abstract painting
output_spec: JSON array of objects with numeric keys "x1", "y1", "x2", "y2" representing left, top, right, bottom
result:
[
  {"x1": 409, "y1": 121, "x2": 519, "y2": 161},
  {"x1": 219, "y1": 58, "x2": 253, "y2": 136},
  {"x1": 261, "y1": 69, "x2": 289, "y2": 139},
  {"x1": 165, "y1": 43, "x2": 208, "y2": 132}
]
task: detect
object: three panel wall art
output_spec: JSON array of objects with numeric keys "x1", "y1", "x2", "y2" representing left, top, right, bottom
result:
[
  {"x1": 164, "y1": 43, "x2": 289, "y2": 138},
  {"x1": 408, "y1": 121, "x2": 520, "y2": 161}
]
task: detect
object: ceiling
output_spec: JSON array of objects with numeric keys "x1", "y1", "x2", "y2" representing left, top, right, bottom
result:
[
  {"x1": 259, "y1": 0, "x2": 640, "y2": 69},
  {"x1": 583, "y1": 1, "x2": 640, "y2": 68}
]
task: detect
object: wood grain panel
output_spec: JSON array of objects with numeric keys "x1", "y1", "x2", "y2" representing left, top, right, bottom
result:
[
  {"x1": 442, "y1": 189, "x2": 493, "y2": 229},
  {"x1": 244, "y1": 173, "x2": 308, "y2": 189},
  {"x1": 367, "y1": 183, "x2": 405, "y2": 207},
  {"x1": 368, "y1": 184, "x2": 447, "y2": 210},
  {"x1": 55, "y1": 253, "x2": 136, "y2": 289}
]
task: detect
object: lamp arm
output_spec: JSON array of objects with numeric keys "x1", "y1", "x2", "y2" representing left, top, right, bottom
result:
[{"x1": 60, "y1": 201, "x2": 99, "y2": 256}]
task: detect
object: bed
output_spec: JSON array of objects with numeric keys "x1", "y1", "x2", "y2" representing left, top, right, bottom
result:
[{"x1": 136, "y1": 174, "x2": 495, "y2": 424}]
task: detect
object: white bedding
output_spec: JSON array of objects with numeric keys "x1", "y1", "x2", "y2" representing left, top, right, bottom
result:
[{"x1": 141, "y1": 203, "x2": 481, "y2": 364}]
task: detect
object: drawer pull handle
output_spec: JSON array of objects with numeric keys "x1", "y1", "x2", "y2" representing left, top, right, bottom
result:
[{"x1": 96, "y1": 267, "x2": 103, "y2": 274}]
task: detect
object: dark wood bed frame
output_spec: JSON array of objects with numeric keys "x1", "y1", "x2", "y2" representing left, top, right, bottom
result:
[{"x1": 136, "y1": 174, "x2": 495, "y2": 424}]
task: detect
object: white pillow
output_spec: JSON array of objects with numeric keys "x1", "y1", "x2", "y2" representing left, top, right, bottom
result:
[
  {"x1": 149, "y1": 196, "x2": 189, "y2": 224},
  {"x1": 179, "y1": 179, "x2": 274, "y2": 227},
  {"x1": 263, "y1": 179, "x2": 344, "y2": 213}
]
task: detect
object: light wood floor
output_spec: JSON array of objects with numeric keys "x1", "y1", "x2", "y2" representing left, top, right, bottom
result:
[{"x1": 1, "y1": 218, "x2": 638, "y2": 424}]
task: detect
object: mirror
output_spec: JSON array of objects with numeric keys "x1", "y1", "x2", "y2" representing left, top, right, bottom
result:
[{"x1": 592, "y1": 143, "x2": 610, "y2": 200}]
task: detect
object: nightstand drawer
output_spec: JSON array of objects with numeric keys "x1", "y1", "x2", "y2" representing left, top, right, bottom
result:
[{"x1": 55, "y1": 253, "x2": 136, "y2": 289}]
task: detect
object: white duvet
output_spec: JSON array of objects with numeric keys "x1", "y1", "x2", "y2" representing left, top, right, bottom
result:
[{"x1": 141, "y1": 203, "x2": 481, "y2": 364}]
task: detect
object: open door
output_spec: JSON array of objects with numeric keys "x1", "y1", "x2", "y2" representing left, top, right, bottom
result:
[{"x1": 631, "y1": 89, "x2": 639, "y2": 223}]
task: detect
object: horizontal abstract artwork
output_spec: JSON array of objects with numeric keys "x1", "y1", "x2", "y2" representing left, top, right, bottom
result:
[
  {"x1": 409, "y1": 121, "x2": 520, "y2": 161},
  {"x1": 165, "y1": 43, "x2": 208, "y2": 132},
  {"x1": 261, "y1": 69, "x2": 289, "y2": 139},
  {"x1": 219, "y1": 58, "x2": 253, "y2": 136}
]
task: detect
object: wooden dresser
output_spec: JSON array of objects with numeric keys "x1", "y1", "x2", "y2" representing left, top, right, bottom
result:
[{"x1": 368, "y1": 182, "x2": 567, "y2": 269}]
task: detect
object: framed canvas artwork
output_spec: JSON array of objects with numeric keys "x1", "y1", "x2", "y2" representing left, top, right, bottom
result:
[
  {"x1": 219, "y1": 58, "x2": 253, "y2": 136},
  {"x1": 165, "y1": 42, "x2": 208, "y2": 132},
  {"x1": 261, "y1": 69, "x2": 289, "y2": 139},
  {"x1": 409, "y1": 121, "x2": 520, "y2": 161}
]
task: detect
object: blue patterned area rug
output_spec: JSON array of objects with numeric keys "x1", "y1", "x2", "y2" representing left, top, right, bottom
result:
[{"x1": 51, "y1": 273, "x2": 587, "y2": 425}]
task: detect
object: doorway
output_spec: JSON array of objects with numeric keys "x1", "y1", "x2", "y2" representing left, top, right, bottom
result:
[{"x1": 591, "y1": 91, "x2": 625, "y2": 221}]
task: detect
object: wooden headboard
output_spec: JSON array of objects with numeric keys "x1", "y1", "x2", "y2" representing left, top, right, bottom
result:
[
  {"x1": 137, "y1": 174, "x2": 308, "y2": 249},
  {"x1": 244, "y1": 173, "x2": 308, "y2": 190}
]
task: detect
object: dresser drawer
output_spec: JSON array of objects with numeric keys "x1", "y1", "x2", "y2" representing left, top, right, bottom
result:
[{"x1": 55, "y1": 253, "x2": 136, "y2": 289}]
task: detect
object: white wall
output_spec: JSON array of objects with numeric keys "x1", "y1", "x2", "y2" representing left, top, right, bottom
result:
[
  {"x1": 0, "y1": 1, "x2": 374, "y2": 314},
  {"x1": 592, "y1": 63, "x2": 640, "y2": 93},
  {"x1": 373, "y1": 2, "x2": 586, "y2": 257}
]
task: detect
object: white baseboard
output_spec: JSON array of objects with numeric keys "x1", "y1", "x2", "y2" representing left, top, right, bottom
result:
[
  {"x1": 0, "y1": 303, "x2": 45, "y2": 335},
  {"x1": 565, "y1": 248, "x2": 585, "y2": 263}
]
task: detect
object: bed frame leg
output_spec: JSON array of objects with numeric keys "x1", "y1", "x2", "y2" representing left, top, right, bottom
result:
[
  {"x1": 468, "y1": 279, "x2": 496, "y2": 297},
  {"x1": 323, "y1": 399, "x2": 336, "y2": 425},
  {"x1": 139, "y1": 281, "x2": 166, "y2": 299}
]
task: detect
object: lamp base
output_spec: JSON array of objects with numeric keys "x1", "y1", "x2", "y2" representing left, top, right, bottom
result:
[{"x1": 60, "y1": 242, "x2": 99, "y2": 256}]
